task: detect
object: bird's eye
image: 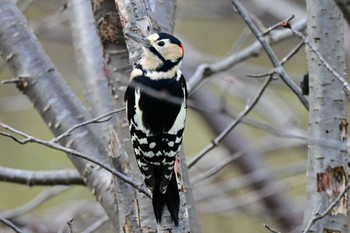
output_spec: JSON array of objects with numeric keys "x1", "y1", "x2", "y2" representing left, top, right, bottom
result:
[{"x1": 157, "y1": 41, "x2": 165, "y2": 47}]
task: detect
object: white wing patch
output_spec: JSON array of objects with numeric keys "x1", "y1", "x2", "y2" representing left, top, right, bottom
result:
[
  {"x1": 168, "y1": 85, "x2": 186, "y2": 135},
  {"x1": 133, "y1": 87, "x2": 151, "y2": 136}
]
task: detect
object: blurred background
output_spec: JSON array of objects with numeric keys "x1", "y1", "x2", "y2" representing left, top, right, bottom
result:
[{"x1": 0, "y1": 0, "x2": 349, "y2": 232}]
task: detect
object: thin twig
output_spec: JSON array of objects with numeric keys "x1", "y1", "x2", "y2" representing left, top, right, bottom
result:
[
  {"x1": 0, "y1": 215, "x2": 22, "y2": 233},
  {"x1": 0, "y1": 122, "x2": 151, "y2": 197},
  {"x1": 67, "y1": 218, "x2": 74, "y2": 233},
  {"x1": 263, "y1": 15, "x2": 295, "y2": 36},
  {"x1": 81, "y1": 215, "x2": 109, "y2": 233},
  {"x1": 287, "y1": 26, "x2": 350, "y2": 97},
  {"x1": 199, "y1": 174, "x2": 305, "y2": 213},
  {"x1": 302, "y1": 182, "x2": 350, "y2": 233},
  {"x1": 188, "y1": 75, "x2": 273, "y2": 169},
  {"x1": 3, "y1": 186, "x2": 70, "y2": 219},
  {"x1": 247, "y1": 41, "x2": 304, "y2": 79},
  {"x1": 192, "y1": 152, "x2": 244, "y2": 184},
  {"x1": 279, "y1": 41, "x2": 305, "y2": 66},
  {"x1": 187, "y1": 17, "x2": 307, "y2": 93},
  {"x1": 52, "y1": 107, "x2": 125, "y2": 143},
  {"x1": 33, "y1": 3, "x2": 69, "y2": 38},
  {"x1": 195, "y1": 162, "x2": 306, "y2": 202},
  {"x1": 263, "y1": 223, "x2": 281, "y2": 233},
  {"x1": 1, "y1": 78, "x2": 22, "y2": 85},
  {"x1": 230, "y1": 0, "x2": 309, "y2": 110}
]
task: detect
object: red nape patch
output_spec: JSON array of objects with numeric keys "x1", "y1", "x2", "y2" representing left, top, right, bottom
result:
[{"x1": 180, "y1": 44, "x2": 185, "y2": 56}]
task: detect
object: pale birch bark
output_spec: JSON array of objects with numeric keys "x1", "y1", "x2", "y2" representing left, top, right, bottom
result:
[
  {"x1": 91, "y1": 0, "x2": 198, "y2": 231},
  {"x1": 68, "y1": 0, "x2": 142, "y2": 231},
  {"x1": 303, "y1": 0, "x2": 349, "y2": 232}
]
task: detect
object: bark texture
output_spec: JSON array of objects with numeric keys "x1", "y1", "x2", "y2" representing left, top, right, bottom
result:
[
  {"x1": 304, "y1": 0, "x2": 349, "y2": 232},
  {"x1": 113, "y1": 1, "x2": 195, "y2": 231},
  {"x1": 92, "y1": 0, "x2": 198, "y2": 231}
]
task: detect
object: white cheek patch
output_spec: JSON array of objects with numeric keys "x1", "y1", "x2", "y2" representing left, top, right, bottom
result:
[{"x1": 145, "y1": 63, "x2": 180, "y2": 80}]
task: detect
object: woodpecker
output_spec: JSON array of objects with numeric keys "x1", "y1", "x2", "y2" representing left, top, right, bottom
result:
[{"x1": 124, "y1": 32, "x2": 187, "y2": 225}]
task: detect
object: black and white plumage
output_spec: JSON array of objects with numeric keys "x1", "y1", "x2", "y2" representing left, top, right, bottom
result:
[{"x1": 124, "y1": 32, "x2": 187, "y2": 225}]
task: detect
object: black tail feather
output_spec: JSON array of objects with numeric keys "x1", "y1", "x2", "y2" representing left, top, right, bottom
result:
[{"x1": 152, "y1": 169, "x2": 180, "y2": 226}]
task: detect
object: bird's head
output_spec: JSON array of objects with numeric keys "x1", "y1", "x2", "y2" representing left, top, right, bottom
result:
[{"x1": 125, "y1": 32, "x2": 184, "y2": 71}]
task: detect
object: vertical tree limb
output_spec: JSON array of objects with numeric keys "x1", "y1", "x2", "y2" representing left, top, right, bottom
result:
[
  {"x1": 91, "y1": 0, "x2": 157, "y2": 231},
  {"x1": 112, "y1": 0, "x2": 197, "y2": 231},
  {"x1": 334, "y1": 0, "x2": 350, "y2": 25},
  {"x1": 68, "y1": 0, "x2": 144, "y2": 231},
  {"x1": 304, "y1": 0, "x2": 348, "y2": 232},
  {"x1": 68, "y1": 0, "x2": 116, "y2": 123}
]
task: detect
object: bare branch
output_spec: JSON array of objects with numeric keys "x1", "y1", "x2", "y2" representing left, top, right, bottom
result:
[
  {"x1": 191, "y1": 152, "x2": 244, "y2": 184},
  {"x1": 0, "y1": 215, "x2": 22, "y2": 233},
  {"x1": 278, "y1": 41, "x2": 305, "y2": 66},
  {"x1": 0, "y1": 121, "x2": 150, "y2": 197},
  {"x1": 3, "y1": 186, "x2": 70, "y2": 220},
  {"x1": 0, "y1": 166, "x2": 83, "y2": 186},
  {"x1": 188, "y1": 84, "x2": 303, "y2": 230},
  {"x1": 247, "y1": 41, "x2": 305, "y2": 79},
  {"x1": 263, "y1": 223, "x2": 281, "y2": 233},
  {"x1": 188, "y1": 75, "x2": 272, "y2": 169},
  {"x1": 187, "y1": 18, "x2": 306, "y2": 93},
  {"x1": 67, "y1": 218, "x2": 74, "y2": 233},
  {"x1": 32, "y1": 3, "x2": 70, "y2": 39},
  {"x1": 262, "y1": 15, "x2": 295, "y2": 36},
  {"x1": 81, "y1": 215, "x2": 109, "y2": 233},
  {"x1": 287, "y1": 25, "x2": 350, "y2": 97},
  {"x1": 230, "y1": 0, "x2": 309, "y2": 110},
  {"x1": 195, "y1": 162, "x2": 306, "y2": 202},
  {"x1": 52, "y1": 107, "x2": 125, "y2": 143},
  {"x1": 199, "y1": 174, "x2": 305, "y2": 214}
]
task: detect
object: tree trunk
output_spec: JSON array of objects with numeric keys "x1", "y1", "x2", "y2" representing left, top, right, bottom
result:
[
  {"x1": 92, "y1": 0, "x2": 198, "y2": 231},
  {"x1": 304, "y1": 0, "x2": 349, "y2": 232}
]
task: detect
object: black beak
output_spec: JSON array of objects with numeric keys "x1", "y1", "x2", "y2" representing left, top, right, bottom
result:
[{"x1": 125, "y1": 32, "x2": 151, "y2": 48}]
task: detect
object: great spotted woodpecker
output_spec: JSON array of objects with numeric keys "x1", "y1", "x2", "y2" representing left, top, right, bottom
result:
[{"x1": 124, "y1": 32, "x2": 187, "y2": 225}]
